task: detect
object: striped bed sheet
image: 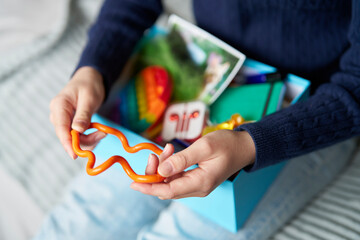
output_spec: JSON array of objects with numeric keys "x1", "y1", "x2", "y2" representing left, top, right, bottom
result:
[{"x1": 272, "y1": 155, "x2": 360, "y2": 240}]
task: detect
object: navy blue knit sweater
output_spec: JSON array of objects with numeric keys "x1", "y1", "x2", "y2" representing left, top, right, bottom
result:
[{"x1": 77, "y1": 0, "x2": 360, "y2": 171}]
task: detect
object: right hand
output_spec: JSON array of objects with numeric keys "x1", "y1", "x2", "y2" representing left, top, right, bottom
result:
[
  {"x1": 49, "y1": 66, "x2": 106, "y2": 159},
  {"x1": 131, "y1": 130, "x2": 255, "y2": 199}
]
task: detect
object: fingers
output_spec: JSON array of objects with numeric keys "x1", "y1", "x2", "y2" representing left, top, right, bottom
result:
[
  {"x1": 79, "y1": 131, "x2": 107, "y2": 150},
  {"x1": 143, "y1": 143, "x2": 174, "y2": 176},
  {"x1": 131, "y1": 138, "x2": 221, "y2": 199},
  {"x1": 159, "y1": 143, "x2": 174, "y2": 163},
  {"x1": 70, "y1": 67, "x2": 105, "y2": 133},
  {"x1": 145, "y1": 154, "x2": 159, "y2": 175},
  {"x1": 131, "y1": 167, "x2": 213, "y2": 199},
  {"x1": 50, "y1": 97, "x2": 76, "y2": 159},
  {"x1": 158, "y1": 138, "x2": 211, "y2": 177},
  {"x1": 50, "y1": 89, "x2": 100, "y2": 159},
  {"x1": 49, "y1": 67, "x2": 105, "y2": 159},
  {"x1": 72, "y1": 90, "x2": 98, "y2": 133}
]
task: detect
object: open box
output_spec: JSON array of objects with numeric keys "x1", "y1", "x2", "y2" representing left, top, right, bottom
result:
[
  {"x1": 91, "y1": 58, "x2": 310, "y2": 233},
  {"x1": 177, "y1": 59, "x2": 310, "y2": 232}
]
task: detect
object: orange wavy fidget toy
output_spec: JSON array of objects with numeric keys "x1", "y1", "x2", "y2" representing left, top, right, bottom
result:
[{"x1": 71, "y1": 122, "x2": 165, "y2": 183}]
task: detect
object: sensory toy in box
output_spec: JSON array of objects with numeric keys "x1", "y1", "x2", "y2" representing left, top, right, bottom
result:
[
  {"x1": 88, "y1": 16, "x2": 310, "y2": 233},
  {"x1": 90, "y1": 58, "x2": 310, "y2": 233},
  {"x1": 111, "y1": 66, "x2": 172, "y2": 138},
  {"x1": 109, "y1": 15, "x2": 245, "y2": 138}
]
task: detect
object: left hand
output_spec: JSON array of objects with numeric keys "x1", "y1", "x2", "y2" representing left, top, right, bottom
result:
[{"x1": 130, "y1": 130, "x2": 256, "y2": 199}]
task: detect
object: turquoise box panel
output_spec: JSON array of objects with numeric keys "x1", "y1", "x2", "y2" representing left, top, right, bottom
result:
[{"x1": 177, "y1": 59, "x2": 310, "y2": 232}]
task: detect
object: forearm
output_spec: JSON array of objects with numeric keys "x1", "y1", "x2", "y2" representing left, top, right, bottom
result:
[
  {"x1": 238, "y1": 0, "x2": 360, "y2": 171},
  {"x1": 238, "y1": 85, "x2": 360, "y2": 171},
  {"x1": 76, "y1": 0, "x2": 163, "y2": 97}
]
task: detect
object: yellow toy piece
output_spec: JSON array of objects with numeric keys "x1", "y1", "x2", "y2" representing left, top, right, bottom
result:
[{"x1": 202, "y1": 114, "x2": 252, "y2": 136}]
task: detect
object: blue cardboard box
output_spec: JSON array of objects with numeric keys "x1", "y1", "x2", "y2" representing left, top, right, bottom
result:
[
  {"x1": 91, "y1": 59, "x2": 310, "y2": 233},
  {"x1": 177, "y1": 59, "x2": 310, "y2": 232}
]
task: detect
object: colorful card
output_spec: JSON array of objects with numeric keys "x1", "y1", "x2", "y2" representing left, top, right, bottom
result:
[{"x1": 168, "y1": 15, "x2": 246, "y2": 105}]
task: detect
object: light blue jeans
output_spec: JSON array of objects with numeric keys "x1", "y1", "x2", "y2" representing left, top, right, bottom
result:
[{"x1": 34, "y1": 139, "x2": 356, "y2": 240}]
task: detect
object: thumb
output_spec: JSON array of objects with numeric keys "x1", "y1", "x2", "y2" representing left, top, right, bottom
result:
[
  {"x1": 72, "y1": 92, "x2": 98, "y2": 133},
  {"x1": 158, "y1": 143, "x2": 201, "y2": 177}
]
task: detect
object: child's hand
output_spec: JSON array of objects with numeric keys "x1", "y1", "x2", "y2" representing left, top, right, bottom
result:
[
  {"x1": 49, "y1": 67, "x2": 106, "y2": 159},
  {"x1": 130, "y1": 130, "x2": 256, "y2": 199}
]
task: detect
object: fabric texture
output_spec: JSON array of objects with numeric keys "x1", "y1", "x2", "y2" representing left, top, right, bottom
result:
[
  {"x1": 76, "y1": 0, "x2": 360, "y2": 171},
  {"x1": 0, "y1": 0, "x2": 70, "y2": 82},
  {"x1": 272, "y1": 147, "x2": 360, "y2": 239},
  {"x1": 0, "y1": 167, "x2": 44, "y2": 240},
  {"x1": 0, "y1": 0, "x2": 103, "y2": 213},
  {"x1": 1, "y1": 0, "x2": 360, "y2": 239},
  {"x1": 33, "y1": 139, "x2": 359, "y2": 240},
  {"x1": 0, "y1": 0, "x2": 69, "y2": 54}
]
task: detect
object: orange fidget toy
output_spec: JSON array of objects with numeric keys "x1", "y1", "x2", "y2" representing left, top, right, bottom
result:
[{"x1": 71, "y1": 122, "x2": 165, "y2": 183}]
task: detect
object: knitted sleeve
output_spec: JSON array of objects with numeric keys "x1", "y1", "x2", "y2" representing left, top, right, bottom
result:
[
  {"x1": 238, "y1": 0, "x2": 360, "y2": 172},
  {"x1": 75, "y1": 0, "x2": 163, "y2": 96}
]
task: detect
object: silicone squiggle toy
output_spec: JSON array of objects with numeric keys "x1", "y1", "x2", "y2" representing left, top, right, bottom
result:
[{"x1": 71, "y1": 122, "x2": 165, "y2": 183}]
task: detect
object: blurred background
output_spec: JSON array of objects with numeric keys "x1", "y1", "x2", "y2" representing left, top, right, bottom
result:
[
  {"x1": 0, "y1": 1, "x2": 192, "y2": 239},
  {"x1": 0, "y1": 0, "x2": 103, "y2": 239},
  {"x1": 1, "y1": 1, "x2": 360, "y2": 240}
]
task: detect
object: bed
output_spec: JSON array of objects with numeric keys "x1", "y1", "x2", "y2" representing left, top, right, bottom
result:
[{"x1": 0, "y1": 0, "x2": 359, "y2": 239}]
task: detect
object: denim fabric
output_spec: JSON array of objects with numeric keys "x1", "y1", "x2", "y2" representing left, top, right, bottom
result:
[{"x1": 34, "y1": 139, "x2": 356, "y2": 240}]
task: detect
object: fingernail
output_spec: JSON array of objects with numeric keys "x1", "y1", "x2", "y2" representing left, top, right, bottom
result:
[
  {"x1": 130, "y1": 183, "x2": 139, "y2": 191},
  {"x1": 72, "y1": 119, "x2": 88, "y2": 132},
  {"x1": 95, "y1": 132, "x2": 107, "y2": 142},
  {"x1": 163, "y1": 144, "x2": 170, "y2": 154},
  {"x1": 158, "y1": 161, "x2": 173, "y2": 176},
  {"x1": 148, "y1": 154, "x2": 155, "y2": 165}
]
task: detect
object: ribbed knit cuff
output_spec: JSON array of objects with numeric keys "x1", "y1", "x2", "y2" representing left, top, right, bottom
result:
[{"x1": 235, "y1": 120, "x2": 287, "y2": 172}]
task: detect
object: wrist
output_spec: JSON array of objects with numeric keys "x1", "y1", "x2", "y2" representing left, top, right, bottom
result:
[{"x1": 234, "y1": 130, "x2": 256, "y2": 169}]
